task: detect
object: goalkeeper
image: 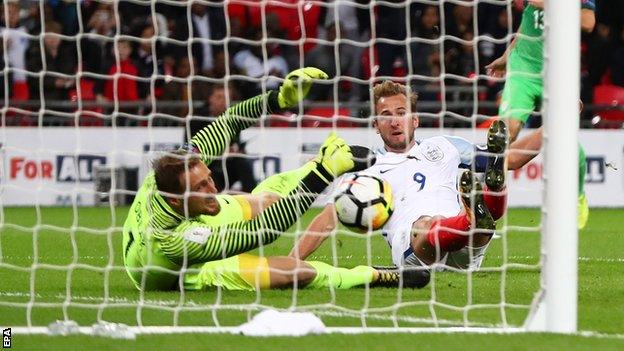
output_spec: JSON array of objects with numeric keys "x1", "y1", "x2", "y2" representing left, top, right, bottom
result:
[
  {"x1": 123, "y1": 67, "x2": 429, "y2": 291},
  {"x1": 486, "y1": 0, "x2": 595, "y2": 228}
]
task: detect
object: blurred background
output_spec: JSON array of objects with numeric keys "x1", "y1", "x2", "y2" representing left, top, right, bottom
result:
[{"x1": 1, "y1": 0, "x2": 622, "y2": 129}]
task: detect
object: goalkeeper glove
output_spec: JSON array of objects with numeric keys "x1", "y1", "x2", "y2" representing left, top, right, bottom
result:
[
  {"x1": 278, "y1": 67, "x2": 328, "y2": 109},
  {"x1": 313, "y1": 132, "x2": 375, "y2": 179}
]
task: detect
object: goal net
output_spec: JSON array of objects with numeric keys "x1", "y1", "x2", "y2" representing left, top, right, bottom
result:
[{"x1": 1, "y1": 0, "x2": 582, "y2": 336}]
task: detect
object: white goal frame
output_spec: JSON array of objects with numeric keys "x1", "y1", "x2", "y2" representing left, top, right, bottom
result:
[{"x1": 524, "y1": 0, "x2": 580, "y2": 333}]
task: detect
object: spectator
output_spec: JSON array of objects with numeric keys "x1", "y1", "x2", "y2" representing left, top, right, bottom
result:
[
  {"x1": 232, "y1": 30, "x2": 288, "y2": 93},
  {"x1": 135, "y1": 24, "x2": 165, "y2": 100},
  {"x1": 49, "y1": 0, "x2": 79, "y2": 35},
  {"x1": 324, "y1": 0, "x2": 363, "y2": 43},
  {"x1": 171, "y1": 3, "x2": 226, "y2": 76},
  {"x1": 355, "y1": 0, "x2": 372, "y2": 40},
  {"x1": 221, "y1": 16, "x2": 247, "y2": 87},
  {"x1": 410, "y1": 6, "x2": 440, "y2": 79},
  {"x1": 375, "y1": 1, "x2": 409, "y2": 77},
  {"x1": 186, "y1": 83, "x2": 235, "y2": 140},
  {"x1": 159, "y1": 56, "x2": 193, "y2": 123},
  {"x1": 611, "y1": 27, "x2": 624, "y2": 87},
  {"x1": 585, "y1": 23, "x2": 613, "y2": 101},
  {"x1": 443, "y1": 3, "x2": 474, "y2": 80},
  {"x1": 409, "y1": 6, "x2": 443, "y2": 109},
  {"x1": 208, "y1": 51, "x2": 229, "y2": 80},
  {"x1": 104, "y1": 40, "x2": 139, "y2": 102},
  {"x1": 448, "y1": 4, "x2": 473, "y2": 39},
  {"x1": 452, "y1": 31, "x2": 477, "y2": 77},
  {"x1": 479, "y1": 9, "x2": 512, "y2": 73},
  {"x1": 104, "y1": 39, "x2": 140, "y2": 126},
  {"x1": 264, "y1": 12, "x2": 298, "y2": 72},
  {"x1": 322, "y1": 0, "x2": 366, "y2": 101},
  {"x1": 117, "y1": 2, "x2": 153, "y2": 35},
  {"x1": 80, "y1": 4, "x2": 116, "y2": 102},
  {"x1": 22, "y1": 2, "x2": 42, "y2": 36},
  {"x1": 1, "y1": 2, "x2": 31, "y2": 100},
  {"x1": 408, "y1": 49, "x2": 443, "y2": 128},
  {"x1": 27, "y1": 21, "x2": 77, "y2": 120},
  {"x1": 304, "y1": 23, "x2": 360, "y2": 101}
]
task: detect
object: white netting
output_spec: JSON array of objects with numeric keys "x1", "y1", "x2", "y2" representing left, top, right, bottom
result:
[{"x1": 0, "y1": 0, "x2": 587, "y2": 336}]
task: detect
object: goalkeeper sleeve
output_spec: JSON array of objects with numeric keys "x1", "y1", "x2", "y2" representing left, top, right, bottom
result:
[
  {"x1": 190, "y1": 67, "x2": 328, "y2": 165},
  {"x1": 153, "y1": 167, "x2": 331, "y2": 266},
  {"x1": 191, "y1": 91, "x2": 280, "y2": 165}
]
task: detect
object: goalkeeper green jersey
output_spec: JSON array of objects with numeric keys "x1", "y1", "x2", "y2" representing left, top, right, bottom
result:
[
  {"x1": 122, "y1": 91, "x2": 330, "y2": 291},
  {"x1": 509, "y1": 0, "x2": 596, "y2": 75}
]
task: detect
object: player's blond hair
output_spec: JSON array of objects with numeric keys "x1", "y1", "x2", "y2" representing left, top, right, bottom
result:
[
  {"x1": 372, "y1": 80, "x2": 418, "y2": 113},
  {"x1": 153, "y1": 150, "x2": 202, "y2": 195}
]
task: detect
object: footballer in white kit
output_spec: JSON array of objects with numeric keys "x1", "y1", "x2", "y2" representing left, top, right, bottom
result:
[
  {"x1": 289, "y1": 81, "x2": 514, "y2": 272},
  {"x1": 364, "y1": 135, "x2": 486, "y2": 268}
]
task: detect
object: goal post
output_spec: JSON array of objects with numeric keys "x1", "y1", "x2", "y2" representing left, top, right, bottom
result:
[{"x1": 539, "y1": 0, "x2": 580, "y2": 333}]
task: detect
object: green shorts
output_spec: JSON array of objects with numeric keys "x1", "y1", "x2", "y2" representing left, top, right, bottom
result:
[{"x1": 499, "y1": 72, "x2": 543, "y2": 124}]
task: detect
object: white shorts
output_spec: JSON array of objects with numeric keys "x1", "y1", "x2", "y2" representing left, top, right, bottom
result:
[{"x1": 390, "y1": 226, "x2": 490, "y2": 271}]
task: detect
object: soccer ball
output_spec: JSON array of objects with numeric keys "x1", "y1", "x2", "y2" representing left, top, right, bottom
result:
[{"x1": 334, "y1": 173, "x2": 394, "y2": 232}]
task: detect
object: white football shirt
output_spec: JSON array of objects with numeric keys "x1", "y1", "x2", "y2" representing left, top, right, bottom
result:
[{"x1": 329, "y1": 135, "x2": 476, "y2": 263}]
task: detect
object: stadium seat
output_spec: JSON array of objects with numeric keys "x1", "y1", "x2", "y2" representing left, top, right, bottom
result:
[{"x1": 593, "y1": 84, "x2": 624, "y2": 125}]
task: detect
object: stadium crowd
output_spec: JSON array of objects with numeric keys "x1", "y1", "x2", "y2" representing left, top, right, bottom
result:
[{"x1": 0, "y1": 0, "x2": 623, "y2": 127}]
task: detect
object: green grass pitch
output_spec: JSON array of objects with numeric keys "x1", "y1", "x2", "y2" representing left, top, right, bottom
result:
[{"x1": 0, "y1": 206, "x2": 623, "y2": 350}]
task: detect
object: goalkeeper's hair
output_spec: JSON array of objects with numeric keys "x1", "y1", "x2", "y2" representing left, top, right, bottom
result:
[
  {"x1": 153, "y1": 150, "x2": 202, "y2": 195},
  {"x1": 372, "y1": 80, "x2": 419, "y2": 113}
]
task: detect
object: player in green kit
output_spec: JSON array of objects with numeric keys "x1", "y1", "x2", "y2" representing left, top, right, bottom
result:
[
  {"x1": 486, "y1": 0, "x2": 595, "y2": 228},
  {"x1": 122, "y1": 67, "x2": 430, "y2": 292}
]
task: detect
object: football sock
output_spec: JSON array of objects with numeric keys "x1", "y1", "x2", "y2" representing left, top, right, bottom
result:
[
  {"x1": 578, "y1": 144, "x2": 587, "y2": 195},
  {"x1": 483, "y1": 185, "x2": 507, "y2": 221},
  {"x1": 578, "y1": 144, "x2": 589, "y2": 229},
  {"x1": 305, "y1": 261, "x2": 375, "y2": 289},
  {"x1": 427, "y1": 214, "x2": 471, "y2": 252}
]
